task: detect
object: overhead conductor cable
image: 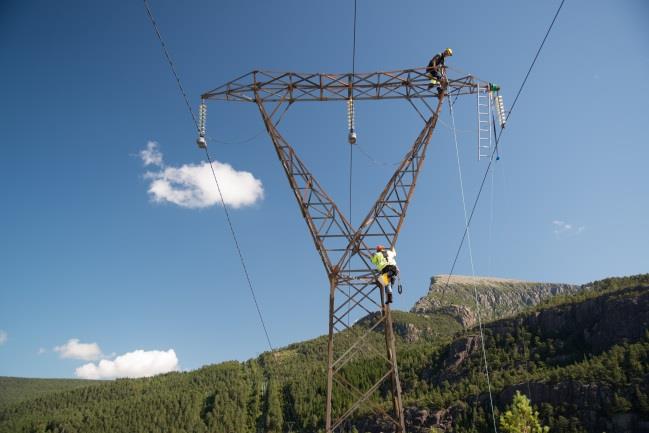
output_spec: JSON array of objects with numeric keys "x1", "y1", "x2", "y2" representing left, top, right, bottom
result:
[{"x1": 143, "y1": 0, "x2": 276, "y2": 355}]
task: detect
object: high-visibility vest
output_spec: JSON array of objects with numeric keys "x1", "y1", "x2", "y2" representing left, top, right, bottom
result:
[
  {"x1": 371, "y1": 252, "x2": 388, "y2": 271},
  {"x1": 371, "y1": 249, "x2": 397, "y2": 272}
]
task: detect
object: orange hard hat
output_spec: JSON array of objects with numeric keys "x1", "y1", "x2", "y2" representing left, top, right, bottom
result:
[{"x1": 376, "y1": 245, "x2": 385, "y2": 251}]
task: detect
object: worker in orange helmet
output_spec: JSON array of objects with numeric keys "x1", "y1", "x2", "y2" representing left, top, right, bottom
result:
[
  {"x1": 426, "y1": 48, "x2": 453, "y2": 95},
  {"x1": 371, "y1": 245, "x2": 399, "y2": 304}
]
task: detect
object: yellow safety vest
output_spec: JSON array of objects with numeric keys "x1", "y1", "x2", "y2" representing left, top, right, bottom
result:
[{"x1": 371, "y1": 252, "x2": 388, "y2": 272}]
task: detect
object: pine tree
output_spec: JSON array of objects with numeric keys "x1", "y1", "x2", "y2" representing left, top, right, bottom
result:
[
  {"x1": 499, "y1": 391, "x2": 549, "y2": 433},
  {"x1": 264, "y1": 378, "x2": 284, "y2": 433}
]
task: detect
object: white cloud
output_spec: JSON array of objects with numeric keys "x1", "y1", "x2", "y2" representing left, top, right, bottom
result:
[
  {"x1": 75, "y1": 349, "x2": 179, "y2": 380},
  {"x1": 140, "y1": 142, "x2": 264, "y2": 209},
  {"x1": 37, "y1": 347, "x2": 47, "y2": 355},
  {"x1": 54, "y1": 339, "x2": 103, "y2": 361},
  {"x1": 140, "y1": 141, "x2": 163, "y2": 166},
  {"x1": 552, "y1": 220, "x2": 585, "y2": 237},
  {"x1": 0, "y1": 330, "x2": 7, "y2": 345}
]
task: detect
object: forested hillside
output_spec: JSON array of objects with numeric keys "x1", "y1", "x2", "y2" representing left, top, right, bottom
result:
[
  {"x1": 1, "y1": 274, "x2": 647, "y2": 433},
  {"x1": 0, "y1": 378, "x2": 103, "y2": 409}
]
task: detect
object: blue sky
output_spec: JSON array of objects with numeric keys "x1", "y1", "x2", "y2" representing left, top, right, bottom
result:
[{"x1": 1, "y1": 0, "x2": 648, "y2": 378}]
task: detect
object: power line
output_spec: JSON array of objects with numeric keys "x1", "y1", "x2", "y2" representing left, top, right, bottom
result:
[
  {"x1": 352, "y1": 0, "x2": 358, "y2": 77},
  {"x1": 143, "y1": 0, "x2": 276, "y2": 354},
  {"x1": 347, "y1": 0, "x2": 358, "y2": 324},
  {"x1": 444, "y1": 0, "x2": 566, "y2": 289},
  {"x1": 203, "y1": 147, "x2": 275, "y2": 353},
  {"x1": 143, "y1": 0, "x2": 198, "y2": 131},
  {"x1": 507, "y1": 0, "x2": 566, "y2": 124}
]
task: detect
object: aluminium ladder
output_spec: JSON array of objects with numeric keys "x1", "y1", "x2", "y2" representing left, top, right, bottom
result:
[{"x1": 477, "y1": 84, "x2": 492, "y2": 160}]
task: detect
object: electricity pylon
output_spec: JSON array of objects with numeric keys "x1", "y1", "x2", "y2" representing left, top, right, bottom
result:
[{"x1": 202, "y1": 68, "x2": 492, "y2": 433}]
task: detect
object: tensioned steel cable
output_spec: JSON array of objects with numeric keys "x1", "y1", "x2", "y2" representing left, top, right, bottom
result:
[
  {"x1": 143, "y1": 0, "x2": 198, "y2": 131},
  {"x1": 349, "y1": 0, "x2": 357, "y2": 227},
  {"x1": 143, "y1": 0, "x2": 275, "y2": 354},
  {"x1": 448, "y1": 98, "x2": 499, "y2": 433},
  {"x1": 347, "y1": 0, "x2": 358, "y2": 325},
  {"x1": 443, "y1": 0, "x2": 566, "y2": 291}
]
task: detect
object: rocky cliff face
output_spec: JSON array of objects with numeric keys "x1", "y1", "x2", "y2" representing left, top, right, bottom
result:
[
  {"x1": 411, "y1": 285, "x2": 649, "y2": 433},
  {"x1": 411, "y1": 274, "x2": 580, "y2": 327}
]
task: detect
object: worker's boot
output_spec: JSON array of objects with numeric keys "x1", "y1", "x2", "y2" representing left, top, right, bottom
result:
[{"x1": 386, "y1": 290, "x2": 393, "y2": 304}]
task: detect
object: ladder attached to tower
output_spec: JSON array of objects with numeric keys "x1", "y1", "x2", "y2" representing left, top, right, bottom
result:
[{"x1": 477, "y1": 85, "x2": 492, "y2": 160}]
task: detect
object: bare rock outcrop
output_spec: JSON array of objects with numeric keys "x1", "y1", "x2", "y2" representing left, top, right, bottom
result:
[{"x1": 412, "y1": 274, "x2": 580, "y2": 326}]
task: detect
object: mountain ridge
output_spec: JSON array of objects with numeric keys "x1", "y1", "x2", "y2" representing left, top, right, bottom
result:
[
  {"x1": 411, "y1": 274, "x2": 581, "y2": 327},
  {"x1": 1, "y1": 274, "x2": 648, "y2": 433}
]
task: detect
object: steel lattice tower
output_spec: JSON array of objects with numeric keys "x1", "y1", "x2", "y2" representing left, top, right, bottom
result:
[{"x1": 202, "y1": 68, "x2": 492, "y2": 433}]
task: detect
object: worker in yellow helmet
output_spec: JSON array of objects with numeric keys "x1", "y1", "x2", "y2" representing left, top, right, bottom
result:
[
  {"x1": 426, "y1": 48, "x2": 453, "y2": 95},
  {"x1": 371, "y1": 245, "x2": 399, "y2": 304}
]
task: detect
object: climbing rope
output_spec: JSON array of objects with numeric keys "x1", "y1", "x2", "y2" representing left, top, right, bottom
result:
[
  {"x1": 448, "y1": 99, "x2": 499, "y2": 433},
  {"x1": 487, "y1": 106, "x2": 499, "y2": 276},
  {"x1": 487, "y1": 160, "x2": 496, "y2": 276},
  {"x1": 443, "y1": 0, "x2": 566, "y2": 289},
  {"x1": 439, "y1": 1, "x2": 567, "y2": 425}
]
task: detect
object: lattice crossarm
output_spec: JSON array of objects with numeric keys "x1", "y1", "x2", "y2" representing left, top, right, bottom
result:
[{"x1": 202, "y1": 69, "x2": 483, "y2": 103}]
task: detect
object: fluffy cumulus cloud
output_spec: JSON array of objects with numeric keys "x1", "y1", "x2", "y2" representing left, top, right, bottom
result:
[
  {"x1": 75, "y1": 349, "x2": 179, "y2": 380},
  {"x1": 140, "y1": 141, "x2": 263, "y2": 209},
  {"x1": 0, "y1": 330, "x2": 7, "y2": 345},
  {"x1": 54, "y1": 339, "x2": 103, "y2": 361},
  {"x1": 552, "y1": 220, "x2": 585, "y2": 236}
]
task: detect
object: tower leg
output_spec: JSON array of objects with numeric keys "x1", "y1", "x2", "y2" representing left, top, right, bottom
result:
[
  {"x1": 326, "y1": 275, "x2": 336, "y2": 433},
  {"x1": 384, "y1": 304, "x2": 405, "y2": 433},
  {"x1": 256, "y1": 92, "x2": 445, "y2": 433}
]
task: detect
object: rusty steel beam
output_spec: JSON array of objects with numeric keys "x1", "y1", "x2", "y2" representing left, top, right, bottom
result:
[
  {"x1": 202, "y1": 68, "x2": 482, "y2": 103},
  {"x1": 249, "y1": 79, "x2": 446, "y2": 433},
  {"x1": 201, "y1": 66, "x2": 488, "y2": 433}
]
